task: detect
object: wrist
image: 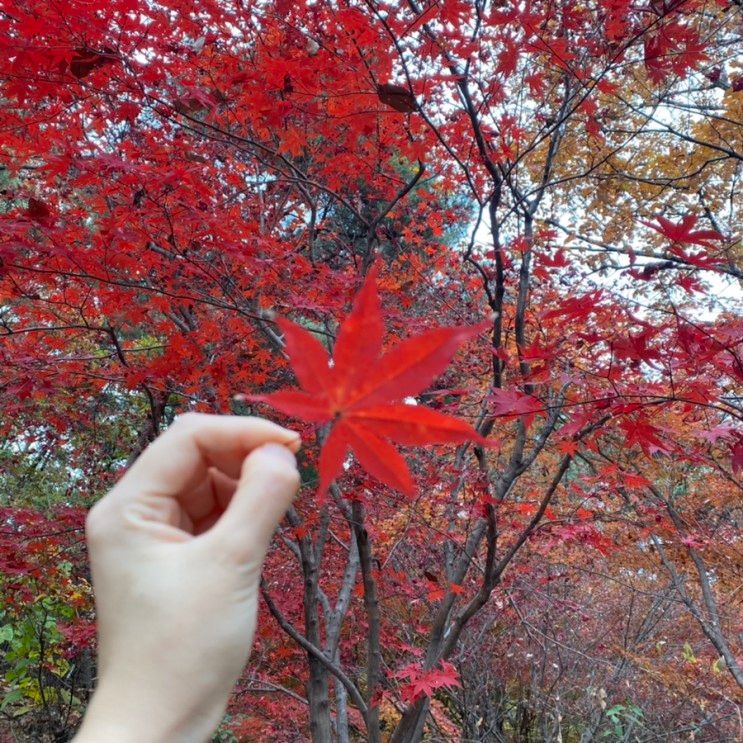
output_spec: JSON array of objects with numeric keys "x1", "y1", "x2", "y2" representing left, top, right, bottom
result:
[{"x1": 75, "y1": 680, "x2": 228, "y2": 743}]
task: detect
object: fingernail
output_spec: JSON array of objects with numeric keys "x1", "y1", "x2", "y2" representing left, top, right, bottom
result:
[{"x1": 260, "y1": 442, "x2": 297, "y2": 467}]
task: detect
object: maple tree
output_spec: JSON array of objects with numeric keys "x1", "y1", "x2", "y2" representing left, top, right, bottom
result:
[{"x1": 1, "y1": 0, "x2": 741, "y2": 740}]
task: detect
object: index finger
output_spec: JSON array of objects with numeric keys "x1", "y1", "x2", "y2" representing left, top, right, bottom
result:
[{"x1": 112, "y1": 413, "x2": 300, "y2": 499}]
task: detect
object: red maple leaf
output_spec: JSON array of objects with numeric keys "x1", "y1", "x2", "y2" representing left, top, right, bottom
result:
[
  {"x1": 488, "y1": 388, "x2": 543, "y2": 419},
  {"x1": 393, "y1": 660, "x2": 461, "y2": 703},
  {"x1": 641, "y1": 215, "x2": 725, "y2": 246},
  {"x1": 249, "y1": 268, "x2": 488, "y2": 496}
]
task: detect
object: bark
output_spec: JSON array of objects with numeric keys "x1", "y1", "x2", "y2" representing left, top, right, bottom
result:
[
  {"x1": 307, "y1": 655, "x2": 333, "y2": 742},
  {"x1": 324, "y1": 519, "x2": 360, "y2": 743},
  {"x1": 350, "y1": 500, "x2": 382, "y2": 743},
  {"x1": 652, "y1": 534, "x2": 743, "y2": 689},
  {"x1": 303, "y1": 518, "x2": 334, "y2": 741},
  {"x1": 334, "y1": 666, "x2": 350, "y2": 743}
]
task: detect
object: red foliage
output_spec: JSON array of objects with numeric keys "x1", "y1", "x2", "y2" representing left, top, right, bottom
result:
[
  {"x1": 392, "y1": 660, "x2": 461, "y2": 704},
  {"x1": 0, "y1": 0, "x2": 740, "y2": 737}
]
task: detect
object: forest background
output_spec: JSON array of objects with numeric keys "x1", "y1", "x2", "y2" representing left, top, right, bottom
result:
[{"x1": 0, "y1": 0, "x2": 741, "y2": 740}]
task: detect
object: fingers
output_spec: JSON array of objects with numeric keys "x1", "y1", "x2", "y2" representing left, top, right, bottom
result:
[
  {"x1": 189, "y1": 469, "x2": 238, "y2": 535},
  {"x1": 112, "y1": 414, "x2": 300, "y2": 505},
  {"x1": 208, "y1": 443, "x2": 300, "y2": 560},
  {"x1": 179, "y1": 467, "x2": 238, "y2": 525}
]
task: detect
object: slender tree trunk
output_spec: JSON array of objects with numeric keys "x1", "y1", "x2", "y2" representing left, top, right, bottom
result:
[
  {"x1": 301, "y1": 519, "x2": 333, "y2": 741},
  {"x1": 325, "y1": 512, "x2": 359, "y2": 743},
  {"x1": 652, "y1": 534, "x2": 743, "y2": 688},
  {"x1": 348, "y1": 500, "x2": 383, "y2": 743},
  {"x1": 307, "y1": 654, "x2": 333, "y2": 742},
  {"x1": 389, "y1": 698, "x2": 430, "y2": 743},
  {"x1": 334, "y1": 666, "x2": 350, "y2": 743}
]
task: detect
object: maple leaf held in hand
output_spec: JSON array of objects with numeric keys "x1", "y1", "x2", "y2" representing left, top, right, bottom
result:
[{"x1": 248, "y1": 269, "x2": 489, "y2": 496}]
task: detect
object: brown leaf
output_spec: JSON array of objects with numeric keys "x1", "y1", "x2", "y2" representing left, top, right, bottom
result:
[
  {"x1": 377, "y1": 83, "x2": 417, "y2": 113},
  {"x1": 69, "y1": 47, "x2": 118, "y2": 79}
]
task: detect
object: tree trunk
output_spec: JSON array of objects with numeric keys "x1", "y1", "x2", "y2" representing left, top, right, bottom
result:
[
  {"x1": 334, "y1": 670, "x2": 350, "y2": 743},
  {"x1": 307, "y1": 654, "x2": 333, "y2": 742},
  {"x1": 389, "y1": 697, "x2": 430, "y2": 743},
  {"x1": 302, "y1": 527, "x2": 333, "y2": 741}
]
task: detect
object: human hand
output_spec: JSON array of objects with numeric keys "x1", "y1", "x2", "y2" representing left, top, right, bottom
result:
[{"x1": 74, "y1": 414, "x2": 301, "y2": 743}]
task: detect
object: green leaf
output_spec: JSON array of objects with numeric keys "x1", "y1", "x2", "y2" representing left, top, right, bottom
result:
[
  {"x1": 0, "y1": 687, "x2": 25, "y2": 711},
  {"x1": 712, "y1": 656, "x2": 726, "y2": 673}
]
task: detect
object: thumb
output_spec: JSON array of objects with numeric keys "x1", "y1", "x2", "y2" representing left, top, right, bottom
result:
[{"x1": 210, "y1": 443, "x2": 300, "y2": 560}]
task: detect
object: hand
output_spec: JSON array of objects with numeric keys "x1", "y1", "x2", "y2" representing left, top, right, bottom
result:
[{"x1": 74, "y1": 414, "x2": 301, "y2": 743}]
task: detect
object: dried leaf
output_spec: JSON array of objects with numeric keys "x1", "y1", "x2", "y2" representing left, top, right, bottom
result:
[{"x1": 377, "y1": 83, "x2": 417, "y2": 113}]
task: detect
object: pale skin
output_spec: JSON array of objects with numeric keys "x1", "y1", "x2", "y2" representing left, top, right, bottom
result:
[{"x1": 73, "y1": 413, "x2": 301, "y2": 743}]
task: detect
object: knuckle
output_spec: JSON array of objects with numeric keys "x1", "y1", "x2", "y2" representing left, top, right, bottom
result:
[
  {"x1": 85, "y1": 500, "x2": 115, "y2": 545},
  {"x1": 274, "y1": 463, "x2": 301, "y2": 491},
  {"x1": 282, "y1": 466, "x2": 302, "y2": 489},
  {"x1": 172, "y1": 411, "x2": 202, "y2": 428},
  {"x1": 245, "y1": 415, "x2": 267, "y2": 425},
  {"x1": 156, "y1": 497, "x2": 182, "y2": 525},
  {"x1": 246, "y1": 454, "x2": 300, "y2": 489}
]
